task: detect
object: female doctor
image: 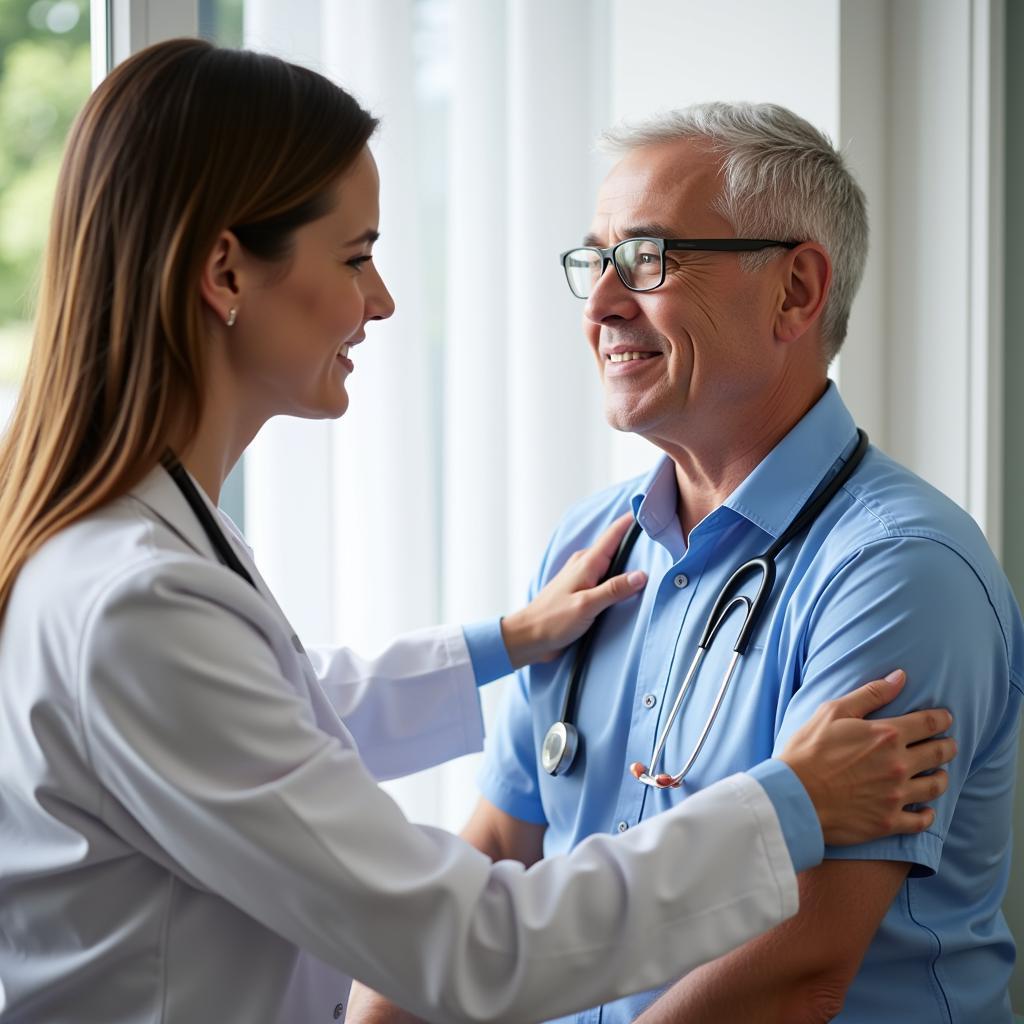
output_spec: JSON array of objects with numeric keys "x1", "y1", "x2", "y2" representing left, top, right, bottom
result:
[{"x1": 0, "y1": 39, "x2": 955, "y2": 1024}]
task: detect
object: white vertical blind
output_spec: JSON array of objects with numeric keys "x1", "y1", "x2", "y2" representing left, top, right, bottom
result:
[
  {"x1": 442, "y1": 0, "x2": 509, "y2": 627},
  {"x1": 504, "y1": 0, "x2": 614, "y2": 597}
]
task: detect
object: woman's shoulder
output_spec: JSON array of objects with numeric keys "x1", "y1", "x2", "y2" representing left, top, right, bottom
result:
[{"x1": 9, "y1": 482, "x2": 257, "y2": 650}]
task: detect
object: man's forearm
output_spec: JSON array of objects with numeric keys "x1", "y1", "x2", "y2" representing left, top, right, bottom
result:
[
  {"x1": 634, "y1": 860, "x2": 908, "y2": 1024},
  {"x1": 633, "y1": 957, "x2": 846, "y2": 1024}
]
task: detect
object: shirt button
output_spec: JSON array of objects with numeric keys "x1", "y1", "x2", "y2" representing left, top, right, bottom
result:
[
  {"x1": 642, "y1": 693, "x2": 657, "y2": 709},
  {"x1": 674, "y1": 573, "x2": 689, "y2": 588},
  {"x1": 617, "y1": 820, "x2": 629, "y2": 833}
]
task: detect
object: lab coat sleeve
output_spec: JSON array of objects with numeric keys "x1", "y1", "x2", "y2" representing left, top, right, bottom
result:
[
  {"x1": 79, "y1": 558, "x2": 808, "y2": 1024},
  {"x1": 305, "y1": 626, "x2": 485, "y2": 781}
]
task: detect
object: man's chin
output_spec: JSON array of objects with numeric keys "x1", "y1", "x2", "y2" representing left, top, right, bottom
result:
[{"x1": 604, "y1": 405, "x2": 654, "y2": 436}]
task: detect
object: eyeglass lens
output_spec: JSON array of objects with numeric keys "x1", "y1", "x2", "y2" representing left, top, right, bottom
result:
[{"x1": 564, "y1": 239, "x2": 662, "y2": 298}]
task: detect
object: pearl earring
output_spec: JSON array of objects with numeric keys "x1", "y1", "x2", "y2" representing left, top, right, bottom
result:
[{"x1": 226, "y1": 307, "x2": 238, "y2": 327}]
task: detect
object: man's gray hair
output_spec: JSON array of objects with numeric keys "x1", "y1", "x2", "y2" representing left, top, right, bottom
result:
[{"x1": 600, "y1": 102, "x2": 868, "y2": 361}]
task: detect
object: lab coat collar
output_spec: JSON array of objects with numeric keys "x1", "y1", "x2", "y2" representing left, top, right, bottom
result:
[
  {"x1": 129, "y1": 462, "x2": 307, "y2": 652},
  {"x1": 129, "y1": 462, "x2": 226, "y2": 565}
]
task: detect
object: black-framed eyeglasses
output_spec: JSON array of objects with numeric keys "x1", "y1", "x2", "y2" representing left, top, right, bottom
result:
[{"x1": 559, "y1": 237, "x2": 800, "y2": 299}]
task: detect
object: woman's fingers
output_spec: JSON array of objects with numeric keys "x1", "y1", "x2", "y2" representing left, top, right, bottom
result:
[
  {"x1": 826, "y1": 670, "x2": 906, "y2": 719},
  {"x1": 905, "y1": 735, "x2": 957, "y2": 775},
  {"x1": 902, "y1": 768, "x2": 949, "y2": 805},
  {"x1": 581, "y1": 569, "x2": 647, "y2": 616},
  {"x1": 887, "y1": 806, "x2": 936, "y2": 834},
  {"x1": 891, "y1": 708, "x2": 955, "y2": 746},
  {"x1": 577, "y1": 513, "x2": 636, "y2": 578},
  {"x1": 499, "y1": 514, "x2": 643, "y2": 667}
]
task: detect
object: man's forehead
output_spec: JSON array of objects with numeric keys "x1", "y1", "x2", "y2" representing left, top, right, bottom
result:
[{"x1": 588, "y1": 139, "x2": 722, "y2": 238}]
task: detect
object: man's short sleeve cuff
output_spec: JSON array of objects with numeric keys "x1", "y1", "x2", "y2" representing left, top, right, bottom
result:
[
  {"x1": 748, "y1": 758, "x2": 823, "y2": 873},
  {"x1": 462, "y1": 619, "x2": 514, "y2": 686},
  {"x1": 825, "y1": 831, "x2": 943, "y2": 877}
]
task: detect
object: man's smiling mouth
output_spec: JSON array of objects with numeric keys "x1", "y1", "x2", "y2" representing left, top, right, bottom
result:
[{"x1": 607, "y1": 351, "x2": 659, "y2": 363}]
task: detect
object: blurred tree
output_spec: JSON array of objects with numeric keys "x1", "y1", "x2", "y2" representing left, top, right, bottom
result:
[{"x1": 0, "y1": 0, "x2": 89, "y2": 385}]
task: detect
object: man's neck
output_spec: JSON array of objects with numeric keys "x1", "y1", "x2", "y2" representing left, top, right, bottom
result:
[{"x1": 659, "y1": 380, "x2": 828, "y2": 541}]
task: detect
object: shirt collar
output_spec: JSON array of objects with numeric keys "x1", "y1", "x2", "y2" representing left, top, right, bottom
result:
[
  {"x1": 630, "y1": 456, "x2": 679, "y2": 540},
  {"x1": 723, "y1": 382, "x2": 859, "y2": 540}
]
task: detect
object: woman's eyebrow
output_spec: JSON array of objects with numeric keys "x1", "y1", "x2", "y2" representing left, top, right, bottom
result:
[{"x1": 344, "y1": 229, "x2": 380, "y2": 246}]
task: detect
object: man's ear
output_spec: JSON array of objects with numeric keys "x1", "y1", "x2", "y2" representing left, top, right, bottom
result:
[
  {"x1": 774, "y1": 242, "x2": 831, "y2": 344},
  {"x1": 199, "y1": 230, "x2": 245, "y2": 326}
]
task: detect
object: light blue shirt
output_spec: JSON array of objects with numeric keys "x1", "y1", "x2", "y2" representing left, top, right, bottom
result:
[{"x1": 472, "y1": 384, "x2": 1024, "y2": 1024}]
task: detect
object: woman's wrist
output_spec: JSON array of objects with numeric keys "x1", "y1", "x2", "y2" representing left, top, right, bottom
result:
[{"x1": 500, "y1": 608, "x2": 550, "y2": 670}]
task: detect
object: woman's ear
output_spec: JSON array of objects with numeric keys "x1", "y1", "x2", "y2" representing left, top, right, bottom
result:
[
  {"x1": 774, "y1": 242, "x2": 832, "y2": 344},
  {"x1": 199, "y1": 230, "x2": 245, "y2": 326}
]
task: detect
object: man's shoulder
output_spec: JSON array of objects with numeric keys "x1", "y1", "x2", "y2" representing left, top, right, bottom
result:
[
  {"x1": 844, "y1": 447, "x2": 999, "y2": 570},
  {"x1": 832, "y1": 446, "x2": 1023, "y2": 665}
]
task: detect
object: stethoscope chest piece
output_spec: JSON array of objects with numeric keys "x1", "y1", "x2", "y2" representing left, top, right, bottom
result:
[{"x1": 541, "y1": 721, "x2": 579, "y2": 776}]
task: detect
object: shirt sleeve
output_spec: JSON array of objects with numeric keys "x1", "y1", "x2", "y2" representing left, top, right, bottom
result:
[
  {"x1": 462, "y1": 618, "x2": 514, "y2": 685},
  {"x1": 474, "y1": 543, "x2": 556, "y2": 826},
  {"x1": 477, "y1": 664, "x2": 549, "y2": 825},
  {"x1": 77, "y1": 556, "x2": 807, "y2": 1023},
  {"x1": 747, "y1": 759, "x2": 823, "y2": 873},
  {"x1": 772, "y1": 535, "x2": 1010, "y2": 876}
]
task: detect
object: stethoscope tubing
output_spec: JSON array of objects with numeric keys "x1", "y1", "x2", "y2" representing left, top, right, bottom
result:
[
  {"x1": 547, "y1": 429, "x2": 869, "y2": 783},
  {"x1": 161, "y1": 452, "x2": 258, "y2": 590}
]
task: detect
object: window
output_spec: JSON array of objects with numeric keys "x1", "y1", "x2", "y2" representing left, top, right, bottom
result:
[{"x1": 0, "y1": 0, "x2": 91, "y2": 423}]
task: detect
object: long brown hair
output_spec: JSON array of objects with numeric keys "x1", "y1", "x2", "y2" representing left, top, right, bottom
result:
[{"x1": 0, "y1": 38, "x2": 377, "y2": 615}]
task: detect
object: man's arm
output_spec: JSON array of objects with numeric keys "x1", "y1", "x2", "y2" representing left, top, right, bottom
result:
[
  {"x1": 459, "y1": 795, "x2": 547, "y2": 866},
  {"x1": 633, "y1": 860, "x2": 908, "y2": 1024},
  {"x1": 632, "y1": 534, "x2": 1002, "y2": 1024}
]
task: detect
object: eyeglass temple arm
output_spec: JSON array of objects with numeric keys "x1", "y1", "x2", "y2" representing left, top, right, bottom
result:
[{"x1": 664, "y1": 239, "x2": 800, "y2": 252}]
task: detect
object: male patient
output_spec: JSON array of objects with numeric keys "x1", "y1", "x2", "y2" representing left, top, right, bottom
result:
[{"x1": 353, "y1": 103, "x2": 1023, "y2": 1023}]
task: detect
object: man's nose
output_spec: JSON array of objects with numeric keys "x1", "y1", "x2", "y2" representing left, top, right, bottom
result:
[{"x1": 583, "y1": 259, "x2": 639, "y2": 324}]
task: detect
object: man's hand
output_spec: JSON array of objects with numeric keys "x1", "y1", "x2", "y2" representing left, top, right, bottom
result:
[
  {"x1": 344, "y1": 981, "x2": 423, "y2": 1024},
  {"x1": 779, "y1": 670, "x2": 956, "y2": 845},
  {"x1": 500, "y1": 513, "x2": 646, "y2": 668}
]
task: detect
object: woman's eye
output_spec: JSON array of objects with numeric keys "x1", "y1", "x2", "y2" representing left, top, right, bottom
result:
[{"x1": 346, "y1": 255, "x2": 373, "y2": 271}]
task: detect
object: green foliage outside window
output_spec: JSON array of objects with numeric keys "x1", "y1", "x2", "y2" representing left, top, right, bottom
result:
[{"x1": 0, "y1": 0, "x2": 89, "y2": 385}]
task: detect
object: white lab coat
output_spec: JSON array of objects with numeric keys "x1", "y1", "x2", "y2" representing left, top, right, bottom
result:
[{"x1": 0, "y1": 465, "x2": 802, "y2": 1024}]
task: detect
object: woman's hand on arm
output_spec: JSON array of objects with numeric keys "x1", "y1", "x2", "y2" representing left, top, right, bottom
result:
[
  {"x1": 500, "y1": 513, "x2": 646, "y2": 669},
  {"x1": 778, "y1": 670, "x2": 957, "y2": 845}
]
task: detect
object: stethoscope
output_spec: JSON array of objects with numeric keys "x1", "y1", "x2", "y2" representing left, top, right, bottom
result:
[
  {"x1": 540, "y1": 429, "x2": 869, "y2": 789},
  {"x1": 162, "y1": 453, "x2": 258, "y2": 590}
]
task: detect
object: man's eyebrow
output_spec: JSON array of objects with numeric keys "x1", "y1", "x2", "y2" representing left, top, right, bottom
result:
[
  {"x1": 344, "y1": 229, "x2": 380, "y2": 246},
  {"x1": 581, "y1": 224, "x2": 678, "y2": 247}
]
